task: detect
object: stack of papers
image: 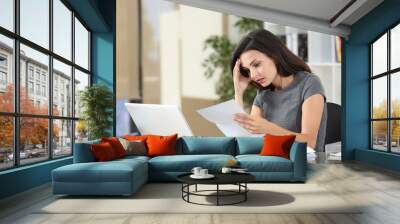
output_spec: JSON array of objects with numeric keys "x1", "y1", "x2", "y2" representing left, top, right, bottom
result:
[
  {"x1": 197, "y1": 100, "x2": 263, "y2": 137},
  {"x1": 325, "y1": 142, "x2": 341, "y2": 161},
  {"x1": 327, "y1": 152, "x2": 341, "y2": 160},
  {"x1": 307, "y1": 147, "x2": 316, "y2": 161}
]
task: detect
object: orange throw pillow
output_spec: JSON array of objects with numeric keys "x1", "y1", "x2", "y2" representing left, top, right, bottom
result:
[
  {"x1": 259, "y1": 134, "x2": 296, "y2": 159},
  {"x1": 146, "y1": 134, "x2": 178, "y2": 157},
  {"x1": 101, "y1": 137, "x2": 127, "y2": 158},
  {"x1": 123, "y1": 135, "x2": 148, "y2": 142},
  {"x1": 91, "y1": 142, "x2": 117, "y2": 161}
]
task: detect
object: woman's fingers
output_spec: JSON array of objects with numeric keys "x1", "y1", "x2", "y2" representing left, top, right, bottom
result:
[
  {"x1": 234, "y1": 113, "x2": 254, "y2": 127},
  {"x1": 234, "y1": 59, "x2": 239, "y2": 69},
  {"x1": 237, "y1": 122, "x2": 250, "y2": 130},
  {"x1": 233, "y1": 59, "x2": 241, "y2": 77},
  {"x1": 234, "y1": 113, "x2": 247, "y2": 121},
  {"x1": 236, "y1": 58, "x2": 240, "y2": 66},
  {"x1": 234, "y1": 114, "x2": 266, "y2": 134},
  {"x1": 238, "y1": 122, "x2": 255, "y2": 132}
]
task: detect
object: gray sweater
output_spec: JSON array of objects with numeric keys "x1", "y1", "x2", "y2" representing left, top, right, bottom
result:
[{"x1": 253, "y1": 71, "x2": 327, "y2": 152}]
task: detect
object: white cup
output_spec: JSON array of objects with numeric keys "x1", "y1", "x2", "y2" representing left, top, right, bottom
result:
[
  {"x1": 191, "y1": 167, "x2": 202, "y2": 176},
  {"x1": 200, "y1": 169, "x2": 208, "y2": 176},
  {"x1": 221, "y1": 167, "x2": 232, "y2": 174}
]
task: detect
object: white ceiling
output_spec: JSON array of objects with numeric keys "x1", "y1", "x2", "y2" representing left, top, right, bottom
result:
[
  {"x1": 165, "y1": 0, "x2": 384, "y2": 37},
  {"x1": 226, "y1": 0, "x2": 352, "y2": 23}
]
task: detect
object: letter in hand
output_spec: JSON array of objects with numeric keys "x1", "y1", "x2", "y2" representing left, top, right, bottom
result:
[{"x1": 234, "y1": 112, "x2": 269, "y2": 134}]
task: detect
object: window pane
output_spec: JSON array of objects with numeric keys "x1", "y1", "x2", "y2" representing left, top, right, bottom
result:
[
  {"x1": 0, "y1": 0, "x2": 14, "y2": 31},
  {"x1": 20, "y1": 117, "x2": 49, "y2": 165},
  {"x1": 0, "y1": 116, "x2": 13, "y2": 170},
  {"x1": 372, "y1": 121, "x2": 388, "y2": 151},
  {"x1": 20, "y1": 44, "x2": 49, "y2": 115},
  {"x1": 53, "y1": 0, "x2": 72, "y2": 60},
  {"x1": 75, "y1": 120, "x2": 88, "y2": 143},
  {"x1": 0, "y1": 34, "x2": 14, "y2": 112},
  {"x1": 53, "y1": 119, "x2": 72, "y2": 158},
  {"x1": 372, "y1": 76, "x2": 387, "y2": 119},
  {"x1": 74, "y1": 69, "x2": 89, "y2": 118},
  {"x1": 372, "y1": 33, "x2": 387, "y2": 76},
  {"x1": 391, "y1": 120, "x2": 400, "y2": 153},
  {"x1": 391, "y1": 24, "x2": 400, "y2": 70},
  {"x1": 53, "y1": 59, "x2": 72, "y2": 117},
  {"x1": 74, "y1": 18, "x2": 89, "y2": 70},
  {"x1": 20, "y1": 0, "x2": 49, "y2": 49},
  {"x1": 391, "y1": 72, "x2": 400, "y2": 118}
]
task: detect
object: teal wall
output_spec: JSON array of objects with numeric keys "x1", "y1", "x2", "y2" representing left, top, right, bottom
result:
[
  {"x1": 92, "y1": 33, "x2": 114, "y2": 88},
  {"x1": 0, "y1": 158, "x2": 72, "y2": 199},
  {"x1": 91, "y1": 0, "x2": 116, "y2": 135},
  {"x1": 355, "y1": 149, "x2": 400, "y2": 172},
  {"x1": 342, "y1": 43, "x2": 370, "y2": 160},
  {"x1": 343, "y1": 0, "x2": 400, "y2": 171},
  {"x1": 0, "y1": 0, "x2": 116, "y2": 200},
  {"x1": 92, "y1": 32, "x2": 115, "y2": 135},
  {"x1": 65, "y1": 0, "x2": 110, "y2": 32}
]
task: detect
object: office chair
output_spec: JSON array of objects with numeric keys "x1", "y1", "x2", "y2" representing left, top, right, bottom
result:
[{"x1": 325, "y1": 102, "x2": 341, "y2": 146}]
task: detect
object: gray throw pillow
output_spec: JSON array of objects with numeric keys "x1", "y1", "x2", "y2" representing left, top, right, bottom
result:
[{"x1": 118, "y1": 138, "x2": 147, "y2": 156}]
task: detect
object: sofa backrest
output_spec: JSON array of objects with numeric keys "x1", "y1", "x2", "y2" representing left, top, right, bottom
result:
[
  {"x1": 75, "y1": 136, "x2": 280, "y2": 161},
  {"x1": 73, "y1": 139, "x2": 100, "y2": 163},
  {"x1": 235, "y1": 137, "x2": 263, "y2": 155},
  {"x1": 177, "y1": 136, "x2": 236, "y2": 155}
]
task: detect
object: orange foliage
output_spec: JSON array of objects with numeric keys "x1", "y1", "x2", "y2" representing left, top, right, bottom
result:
[{"x1": 0, "y1": 84, "x2": 60, "y2": 149}]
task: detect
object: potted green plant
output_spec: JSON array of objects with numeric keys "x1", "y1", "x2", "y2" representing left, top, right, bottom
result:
[{"x1": 79, "y1": 84, "x2": 113, "y2": 140}]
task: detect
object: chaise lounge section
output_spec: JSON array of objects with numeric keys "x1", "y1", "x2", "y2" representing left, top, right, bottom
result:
[
  {"x1": 52, "y1": 136, "x2": 306, "y2": 196},
  {"x1": 52, "y1": 140, "x2": 149, "y2": 196}
]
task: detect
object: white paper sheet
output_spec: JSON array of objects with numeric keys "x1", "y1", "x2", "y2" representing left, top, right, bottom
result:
[
  {"x1": 125, "y1": 103, "x2": 193, "y2": 137},
  {"x1": 216, "y1": 123, "x2": 255, "y2": 137},
  {"x1": 197, "y1": 99, "x2": 263, "y2": 137}
]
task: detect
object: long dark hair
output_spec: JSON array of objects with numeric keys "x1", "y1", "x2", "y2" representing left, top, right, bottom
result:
[{"x1": 231, "y1": 29, "x2": 311, "y2": 89}]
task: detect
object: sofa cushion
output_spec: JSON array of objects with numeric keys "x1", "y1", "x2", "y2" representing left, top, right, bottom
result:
[
  {"x1": 147, "y1": 134, "x2": 178, "y2": 157},
  {"x1": 101, "y1": 137, "x2": 127, "y2": 158},
  {"x1": 115, "y1": 155, "x2": 150, "y2": 163},
  {"x1": 118, "y1": 138, "x2": 148, "y2": 156},
  {"x1": 91, "y1": 142, "x2": 118, "y2": 161},
  {"x1": 177, "y1": 137, "x2": 236, "y2": 155},
  {"x1": 52, "y1": 158, "x2": 147, "y2": 183},
  {"x1": 260, "y1": 134, "x2": 296, "y2": 159},
  {"x1": 236, "y1": 155, "x2": 293, "y2": 172},
  {"x1": 236, "y1": 137, "x2": 263, "y2": 155},
  {"x1": 123, "y1": 135, "x2": 148, "y2": 142},
  {"x1": 148, "y1": 154, "x2": 235, "y2": 172}
]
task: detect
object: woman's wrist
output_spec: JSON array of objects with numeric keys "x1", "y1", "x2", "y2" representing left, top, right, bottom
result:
[
  {"x1": 234, "y1": 93, "x2": 244, "y2": 107},
  {"x1": 234, "y1": 86, "x2": 244, "y2": 96}
]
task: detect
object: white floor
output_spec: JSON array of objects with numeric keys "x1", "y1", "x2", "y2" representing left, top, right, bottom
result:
[{"x1": 1, "y1": 159, "x2": 400, "y2": 224}]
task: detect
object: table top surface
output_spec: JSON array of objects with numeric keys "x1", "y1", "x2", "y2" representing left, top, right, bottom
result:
[{"x1": 177, "y1": 172, "x2": 255, "y2": 184}]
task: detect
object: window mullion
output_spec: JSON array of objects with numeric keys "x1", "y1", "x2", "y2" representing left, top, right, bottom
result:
[
  {"x1": 71, "y1": 10, "x2": 76, "y2": 154},
  {"x1": 14, "y1": 0, "x2": 21, "y2": 167},
  {"x1": 370, "y1": 45, "x2": 373, "y2": 149},
  {"x1": 48, "y1": 0, "x2": 54, "y2": 160},
  {"x1": 388, "y1": 29, "x2": 391, "y2": 152}
]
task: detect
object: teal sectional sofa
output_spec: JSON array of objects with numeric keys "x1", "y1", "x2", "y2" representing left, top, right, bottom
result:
[{"x1": 52, "y1": 136, "x2": 307, "y2": 196}]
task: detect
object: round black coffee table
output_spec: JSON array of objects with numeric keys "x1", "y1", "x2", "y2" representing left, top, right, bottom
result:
[{"x1": 177, "y1": 173, "x2": 255, "y2": 206}]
